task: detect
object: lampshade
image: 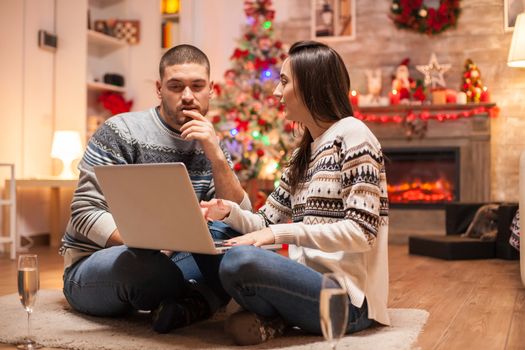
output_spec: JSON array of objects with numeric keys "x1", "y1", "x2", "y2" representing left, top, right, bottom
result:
[
  {"x1": 51, "y1": 130, "x2": 83, "y2": 178},
  {"x1": 508, "y1": 13, "x2": 525, "y2": 68}
]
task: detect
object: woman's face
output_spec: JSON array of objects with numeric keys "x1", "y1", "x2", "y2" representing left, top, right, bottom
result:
[{"x1": 273, "y1": 58, "x2": 310, "y2": 123}]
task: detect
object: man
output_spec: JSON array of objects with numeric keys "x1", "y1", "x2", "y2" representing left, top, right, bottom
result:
[{"x1": 60, "y1": 45, "x2": 250, "y2": 333}]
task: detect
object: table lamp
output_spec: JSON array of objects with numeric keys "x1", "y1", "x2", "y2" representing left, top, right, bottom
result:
[
  {"x1": 51, "y1": 130, "x2": 83, "y2": 179},
  {"x1": 508, "y1": 12, "x2": 525, "y2": 68}
]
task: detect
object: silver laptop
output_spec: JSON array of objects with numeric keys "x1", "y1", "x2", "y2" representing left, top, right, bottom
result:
[{"x1": 94, "y1": 163, "x2": 281, "y2": 254}]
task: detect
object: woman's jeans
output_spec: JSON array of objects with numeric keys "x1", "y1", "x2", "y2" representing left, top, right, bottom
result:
[
  {"x1": 219, "y1": 245, "x2": 374, "y2": 334},
  {"x1": 63, "y1": 222, "x2": 238, "y2": 316}
]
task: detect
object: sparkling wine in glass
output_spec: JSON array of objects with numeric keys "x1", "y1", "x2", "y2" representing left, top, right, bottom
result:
[
  {"x1": 320, "y1": 272, "x2": 349, "y2": 350},
  {"x1": 17, "y1": 254, "x2": 40, "y2": 350}
]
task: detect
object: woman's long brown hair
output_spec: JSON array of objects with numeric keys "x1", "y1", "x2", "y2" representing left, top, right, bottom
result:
[{"x1": 286, "y1": 41, "x2": 353, "y2": 194}]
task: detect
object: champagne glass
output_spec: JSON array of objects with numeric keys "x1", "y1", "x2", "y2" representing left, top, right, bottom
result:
[
  {"x1": 17, "y1": 254, "x2": 40, "y2": 350},
  {"x1": 320, "y1": 272, "x2": 349, "y2": 350}
]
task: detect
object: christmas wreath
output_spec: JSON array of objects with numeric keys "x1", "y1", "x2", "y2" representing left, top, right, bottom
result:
[{"x1": 390, "y1": 0, "x2": 461, "y2": 35}]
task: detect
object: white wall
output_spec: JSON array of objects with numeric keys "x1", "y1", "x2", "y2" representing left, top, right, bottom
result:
[
  {"x1": 0, "y1": 1, "x2": 25, "y2": 178},
  {"x1": 0, "y1": 0, "x2": 57, "y2": 238}
]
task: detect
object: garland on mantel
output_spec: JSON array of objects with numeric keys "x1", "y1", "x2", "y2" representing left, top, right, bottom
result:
[{"x1": 354, "y1": 105, "x2": 498, "y2": 124}]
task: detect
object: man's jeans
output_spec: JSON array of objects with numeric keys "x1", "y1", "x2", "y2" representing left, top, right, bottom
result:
[
  {"x1": 63, "y1": 222, "x2": 239, "y2": 316},
  {"x1": 219, "y1": 245, "x2": 374, "y2": 334}
]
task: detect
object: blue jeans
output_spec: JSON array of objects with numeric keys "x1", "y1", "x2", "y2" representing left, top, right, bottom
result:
[
  {"x1": 63, "y1": 222, "x2": 239, "y2": 317},
  {"x1": 219, "y1": 245, "x2": 373, "y2": 334}
]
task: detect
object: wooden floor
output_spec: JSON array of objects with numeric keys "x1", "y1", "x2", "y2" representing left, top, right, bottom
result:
[{"x1": 0, "y1": 245, "x2": 523, "y2": 350}]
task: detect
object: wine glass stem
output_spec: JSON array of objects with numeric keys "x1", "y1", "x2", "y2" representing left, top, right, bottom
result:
[{"x1": 27, "y1": 311, "x2": 31, "y2": 341}]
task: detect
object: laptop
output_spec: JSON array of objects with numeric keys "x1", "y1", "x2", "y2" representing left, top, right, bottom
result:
[{"x1": 94, "y1": 163, "x2": 282, "y2": 254}]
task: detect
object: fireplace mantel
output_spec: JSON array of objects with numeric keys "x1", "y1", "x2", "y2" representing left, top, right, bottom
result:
[
  {"x1": 356, "y1": 102, "x2": 496, "y2": 115},
  {"x1": 360, "y1": 103, "x2": 496, "y2": 241}
]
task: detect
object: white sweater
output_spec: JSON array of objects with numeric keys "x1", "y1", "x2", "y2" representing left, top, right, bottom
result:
[{"x1": 224, "y1": 117, "x2": 390, "y2": 325}]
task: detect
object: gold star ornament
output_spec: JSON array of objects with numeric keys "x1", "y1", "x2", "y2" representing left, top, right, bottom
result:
[{"x1": 416, "y1": 53, "x2": 451, "y2": 88}]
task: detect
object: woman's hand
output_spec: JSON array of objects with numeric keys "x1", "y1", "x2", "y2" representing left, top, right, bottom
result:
[
  {"x1": 200, "y1": 198, "x2": 232, "y2": 221},
  {"x1": 223, "y1": 227, "x2": 275, "y2": 247}
]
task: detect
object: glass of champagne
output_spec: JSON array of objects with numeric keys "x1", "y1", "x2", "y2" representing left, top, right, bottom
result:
[
  {"x1": 17, "y1": 254, "x2": 40, "y2": 350},
  {"x1": 320, "y1": 272, "x2": 349, "y2": 350}
]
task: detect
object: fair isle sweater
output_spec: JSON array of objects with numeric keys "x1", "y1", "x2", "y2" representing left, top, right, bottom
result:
[
  {"x1": 224, "y1": 117, "x2": 390, "y2": 325},
  {"x1": 60, "y1": 107, "x2": 250, "y2": 268}
]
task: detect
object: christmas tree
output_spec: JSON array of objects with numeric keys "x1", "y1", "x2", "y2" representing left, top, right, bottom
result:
[
  {"x1": 209, "y1": 0, "x2": 297, "y2": 183},
  {"x1": 461, "y1": 59, "x2": 483, "y2": 102}
]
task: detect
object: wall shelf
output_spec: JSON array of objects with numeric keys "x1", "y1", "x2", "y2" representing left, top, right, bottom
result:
[
  {"x1": 162, "y1": 13, "x2": 179, "y2": 20},
  {"x1": 89, "y1": 0, "x2": 124, "y2": 8},
  {"x1": 87, "y1": 81, "x2": 125, "y2": 93},
  {"x1": 87, "y1": 30, "x2": 126, "y2": 56}
]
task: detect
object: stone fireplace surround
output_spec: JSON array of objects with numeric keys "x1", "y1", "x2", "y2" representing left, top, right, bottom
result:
[{"x1": 361, "y1": 103, "x2": 494, "y2": 243}]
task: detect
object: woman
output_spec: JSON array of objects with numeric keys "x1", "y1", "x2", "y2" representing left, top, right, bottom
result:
[{"x1": 201, "y1": 41, "x2": 390, "y2": 346}]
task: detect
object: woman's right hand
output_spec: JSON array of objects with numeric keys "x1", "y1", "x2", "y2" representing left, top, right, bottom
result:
[{"x1": 200, "y1": 198, "x2": 232, "y2": 221}]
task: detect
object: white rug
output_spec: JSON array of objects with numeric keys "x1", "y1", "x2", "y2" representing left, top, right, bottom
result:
[{"x1": 0, "y1": 290, "x2": 428, "y2": 350}]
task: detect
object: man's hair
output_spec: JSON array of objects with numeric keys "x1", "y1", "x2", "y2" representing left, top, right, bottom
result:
[{"x1": 159, "y1": 44, "x2": 210, "y2": 79}]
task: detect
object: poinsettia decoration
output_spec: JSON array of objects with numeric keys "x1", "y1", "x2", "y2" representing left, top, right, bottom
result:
[
  {"x1": 98, "y1": 92, "x2": 133, "y2": 115},
  {"x1": 390, "y1": 0, "x2": 461, "y2": 35}
]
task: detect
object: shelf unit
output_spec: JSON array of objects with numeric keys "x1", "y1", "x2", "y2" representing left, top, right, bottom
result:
[
  {"x1": 0, "y1": 164, "x2": 17, "y2": 260},
  {"x1": 161, "y1": 11, "x2": 180, "y2": 50},
  {"x1": 86, "y1": 0, "x2": 129, "y2": 139},
  {"x1": 87, "y1": 29, "x2": 126, "y2": 54},
  {"x1": 87, "y1": 81, "x2": 126, "y2": 93}
]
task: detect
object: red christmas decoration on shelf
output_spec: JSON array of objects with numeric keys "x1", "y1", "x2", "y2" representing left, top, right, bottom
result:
[
  {"x1": 354, "y1": 106, "x2": 498, "y2": 124},
  {"x1": 98, "y1": 92, "x2": 133, "y2": 115}
]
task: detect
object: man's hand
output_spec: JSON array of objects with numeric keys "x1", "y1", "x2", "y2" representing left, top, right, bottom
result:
[
  {"x1": 180, "y1": 110, "x2": 223, "y2": 162},
  {"x1": 200, "y1": 199, "x2": 232, "y2": 221},
  {"x1": 223, "y1": 227, "x2": 275, "y2": 247},
  {"x1": 105, "y1": 228, "x2": 124, "y2": 247}
]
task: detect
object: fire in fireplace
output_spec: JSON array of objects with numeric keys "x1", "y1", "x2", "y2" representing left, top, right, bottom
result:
[{"x1": 384, "y1": 147, "x2": 460, "y2": 207}]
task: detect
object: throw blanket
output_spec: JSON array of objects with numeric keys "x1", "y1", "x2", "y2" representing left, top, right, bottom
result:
[{"x1": 510, "y1": 209, "x2": 520, "y2": 251}]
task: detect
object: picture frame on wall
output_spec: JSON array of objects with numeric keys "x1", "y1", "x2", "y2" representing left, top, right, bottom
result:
[
  {"x1": 311, "y1": 0, "x2": 356, "y2": 41},
  {"x1": 504, "y1": 0, "x2": 525, "y2": 31}
]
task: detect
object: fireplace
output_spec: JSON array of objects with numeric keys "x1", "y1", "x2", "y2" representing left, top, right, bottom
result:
[
  {"x1": 359, "y1": 104, "x2": 493, "y2": 241},
  {"x1": 385, "y1": 147, "x2": 460, "y2": 208}
]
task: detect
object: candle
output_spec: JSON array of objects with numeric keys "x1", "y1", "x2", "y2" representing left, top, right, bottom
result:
[
  {"x1": 389, "y1": 89, "x2": 400, "y2": 105},
  {"x1": 432, "y1": 89, "x2": 446, "y2": 105},
  {"x1": 350, "y1": 90, "x2": 359, "y2": 106},
  {"x1": 445, "y1": 89, "x2": 457, "y2": 104},
  {"x1": 480, "y1": 86, "x2": 490, "y2": 103},
  {"x1": 457, "y1": 91, "x2": 467, "y2": 105}
]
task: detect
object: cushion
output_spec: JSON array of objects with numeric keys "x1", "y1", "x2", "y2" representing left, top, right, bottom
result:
[{"x1": 408, "y1": 235, "x2": 496, "y2": 260}]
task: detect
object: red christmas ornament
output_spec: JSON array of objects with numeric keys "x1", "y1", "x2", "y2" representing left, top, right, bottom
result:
[
  {"x1": 233, "y1": 162, "x2": 243, "y2": 172},
  {"x1": 256, "y1": 149, "x2": 265, "y2": 157}
]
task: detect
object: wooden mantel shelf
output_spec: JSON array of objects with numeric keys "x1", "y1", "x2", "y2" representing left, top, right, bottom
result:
[{"x1": 356, "y1": 102, "x2": 496, "y2": 114}]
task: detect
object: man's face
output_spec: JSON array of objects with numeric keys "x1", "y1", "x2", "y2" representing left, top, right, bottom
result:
[{"x1": 156, "y1": 63, "x2": 212, "y2": 129}]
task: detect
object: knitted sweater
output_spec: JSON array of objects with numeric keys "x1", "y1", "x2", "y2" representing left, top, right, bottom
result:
[
  {"x1": 224, "y1": 117, "x2": 390, "y2": 325},
  {"x1": 60, "y1": 107, "x2": 250, "y2": 268}
]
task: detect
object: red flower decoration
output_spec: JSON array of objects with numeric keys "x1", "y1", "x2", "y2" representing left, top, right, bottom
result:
[
  {"x1": 98, "y1": 92, "x2": 133, "y2": 115},
  {"x1": 256, "y1": 149, "x2": 265, "y2": 157}
]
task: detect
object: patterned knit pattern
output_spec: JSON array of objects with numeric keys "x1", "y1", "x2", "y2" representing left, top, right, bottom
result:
[
  {"x1": 224, "y1": 116, "x2": 390, "y2": 325},
  {"x1": 260, "y1": 125, "x2": 388, "y2": 246},
  {"x1": 60, "y1": 108, "x2": 233, "y2": 265}
]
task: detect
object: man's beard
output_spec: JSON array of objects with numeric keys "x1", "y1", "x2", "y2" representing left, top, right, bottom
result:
[{"x1": 160, "y1": 100, "x2": 208, "y2": 128}]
